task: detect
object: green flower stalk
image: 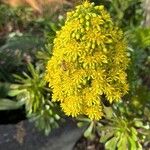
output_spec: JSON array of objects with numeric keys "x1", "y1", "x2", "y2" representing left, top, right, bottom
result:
[{"x1": 45, "y1": 1, "x2": 129, "y2": 120}]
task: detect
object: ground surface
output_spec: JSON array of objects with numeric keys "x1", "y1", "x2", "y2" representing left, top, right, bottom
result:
[{"x1": 0, "y1": 119, "x2": 84, "y2": 150}]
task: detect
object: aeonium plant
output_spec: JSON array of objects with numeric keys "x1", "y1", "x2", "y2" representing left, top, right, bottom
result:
[
  {"x1": 44, "y1": 1, "x2": 149, "y2": 149},
  {"x1": 45, "y1": 1, "x2": 129, "y2": 120}
]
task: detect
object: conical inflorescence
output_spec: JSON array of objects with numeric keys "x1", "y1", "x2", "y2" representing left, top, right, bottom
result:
[{"x1": 45, "y1": 1, "x2": 130, "y2": 120}]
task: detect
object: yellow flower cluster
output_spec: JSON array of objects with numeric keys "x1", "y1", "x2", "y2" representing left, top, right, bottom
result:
[{"x1": 45, "y1": 1, "x2": 129, "y2": 120}]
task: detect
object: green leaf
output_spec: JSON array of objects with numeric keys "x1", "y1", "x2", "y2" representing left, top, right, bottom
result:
[
  {"x1": 105, "y1": 136, "x2": 119, "y2": 150},
  {"x1": 103, "y1": 106, "x2": 113, "y2": 119},
  {"x1": 45, "y1": 125, "x2": 51, "y2": 136},
  {"x1": 128, "y1": 136, "x2": 137, "y2": 150},
  {"x1": 84, "y1": 122, "x2": 94, "y2": 138},
  {"x1": 8, "y1": 89, "x2": 26, "y2": 96},
  {"x1": 134, "y1": 120, "x2": 143, "y2": 128},
  {"x1": 10, "y1": 84, "x2": 20, "y2": 89},
  {"x1": 100, "y1": 130, "x2": 114, "y2": 143},
  {"x1": 49, "y1": 22, "x2": 58, "y2": 32},
  {"x1": 117, "y1": 135, "x2": 128, "y2": 150},
  {"x1": 131, "y1": 127, "x2": 138, "y2": 141},
  {"x1": 0, "y1": 99, "x2": 23, "y2": 110},
  {"x1": 77, "y1": 121, "x2": 89, "y2": 128},
  {"x1": 77, "y1": 117, "x2": 91, "y2": 123},
  {"x1": 137, "y1": 142, "x2": 142, "y2": 150}
]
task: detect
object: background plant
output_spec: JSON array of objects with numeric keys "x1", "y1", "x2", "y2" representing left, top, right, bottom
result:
[{"x1": 0, "y1": 1, "x2": 65, "y2": 134}]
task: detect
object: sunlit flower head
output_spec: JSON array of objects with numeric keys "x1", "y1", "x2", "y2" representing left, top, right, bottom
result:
[{"x1": 45, "y1": 1, "x2": 129, "y2": 120}]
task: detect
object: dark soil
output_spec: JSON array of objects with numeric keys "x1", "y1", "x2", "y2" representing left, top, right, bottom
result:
[
  {"x1": 73, "y1": 136, "x2": 105, "y2": 150},
  {"x1": 0, "y1": 107, "x2": 26, "y2": 124}
]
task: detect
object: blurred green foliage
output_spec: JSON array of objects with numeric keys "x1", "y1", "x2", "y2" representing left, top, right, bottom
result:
[
  {"x1": 91, "y1": 0, "x2": 143, "y2": 27},
  {"x1": 0, "y1": 2, "x2": 64, "y2": 134}
]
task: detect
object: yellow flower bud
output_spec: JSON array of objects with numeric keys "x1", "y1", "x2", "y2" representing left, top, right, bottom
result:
[
  {"x1": 86, "y1": 26, "x2": 90, "y2": 31},
  {"x1": 85, "y1": 14, "x2": 90, "y2": 20},
  {"x1": 84, "y1": 1, "x2": 90, "y2": 8},
  {"x1": 72, "y1": 32, "x2": 75, "y2": 38},
  {"x1": 99, "y1": 5, "x2": 104, "y2": 11},
  {"x1": 80, "y1": 28, "x2": 85, "y2": 33},
  {"x1": 92, "y1": 43, "x2": 95, "y2": 49},
  {"x1": 80, "y1": 18, "x2": 84, "y2": 23},
  {"x1": 76, "y1": 33, "x2": 80, "y2": 39},
  {"x1": 86, "y1": 21, "x2": 90, "y2": 26}
]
